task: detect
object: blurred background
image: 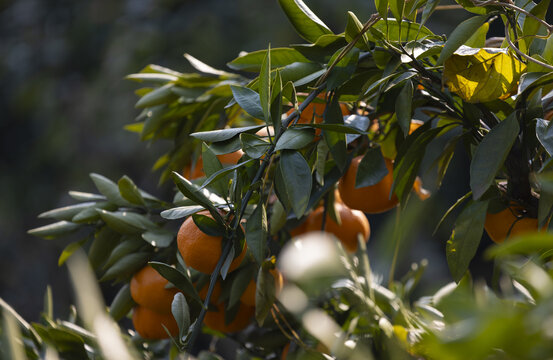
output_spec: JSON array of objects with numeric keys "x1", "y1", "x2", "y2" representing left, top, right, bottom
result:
[{"x1": 1, "y1": 0, "x2": 487, "y2": 322}]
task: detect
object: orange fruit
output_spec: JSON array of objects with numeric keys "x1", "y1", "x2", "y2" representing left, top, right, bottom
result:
[
  {"x1": 545, "y1": 109, "x2": 553, "y2": 121},
  {"x1": 132, "y1": 306, "x2": 179, "y2": 340},
  {"x1": 130, "y1": 265, "x2": 179, "y2": 314},
  {"x1": 338, "y1": 156, "x2": 399, "y2": 214},
  {"x1": 197, "y1": 281, "x2": 222, "y2": 304},
  {"x1": 484, "y1": 205, "x2": 540, "y2": 243},
  {"x1": 240, "y1": 269, "x2": 284, "y2": 307},
  {"x1": 303, "y1": 202, "x2": 370, "y2": 252},
  {"x1": 203, "y1": 302, "x2": 255, "y2": 333},
  {"x1": 413, "y1": 177, "x2": 430, "y2": 201},
  {"x1": 409, "y1": 119, "x2": 424, "y2": 134},
  {"x1": 183, "y1": 150, "x2": 244, "y2": 180},
  {"x1": 177, "y1": 211, "x2": 246, "y2": 274},
  {"x1": 286, "y1": 94, "x2": 349, "y2": 137}
]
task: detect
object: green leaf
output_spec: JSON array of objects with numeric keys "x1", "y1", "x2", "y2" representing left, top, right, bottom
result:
[
  {"x1": 389, "y1": 0, "x2": 405, "y2": 23},
  {"x1": 228, "y1": 48, "x2": 310, "y2": 72},
  {"x1": 375, "y1": 0, "x2": 389, "y2": 23},
  {"x1": 58, "y1": 239, "x2": 87, "y2": 266},
  {"x1": 260, "y1": 46, "x2": 271, "y2": 123},
  {"x1": 470, "y1": 113, "x2": 520, "y2": 200},
  {"x1": 240, "y1": 133, "x2": 271, "y2": 159},
  {"x1": 536, "y1": 118, "x2": 553, "y2": 155},
  {"x1": 109, "y1": 284, "x2": 136, "y2": 321},
  {"x1": 172, "y1": 292, "x2": 190, "y2": 341},
  {"x1": 280, "y1": 150, "x2": 312, "y2": 218},
  {"x1": 183, "y1": 53, "x2": 233, "y2": 77},
  {"x1": 355, "y1": 148, "x2": 388, "y2": 187},
  {"x1": 437, "y1": 16, "x2": 488, "y2": 65},
  {"x1": 277, "y1": 0, "x2": 333, "y2": 43},
  {"x1": 367, "y1": 19, "x2": 435, "y2": 43},
  {"x1": 522, "y1": 0, "x2": 551, "y2": 50},
  {"x1": 38, "y1": 202, "x2": 96, "y2": 221},
  {"x1": 327, "y1": 47, "x2": 360, "y2": 90},
  {"x1": 199, "y1": 160, "x2": 254, "y2": 191},
  {"x1": 101, "y1": 252, "x2": 150, "y2": 282},
  {"x1": 246, "y1": 204, "x2": 268, "y2": 264},
  {"x1": 446, "y1": 200, "x2": 488, "y2": 282},
  {"x1": 228, "y1": 266, "x2": 255, "y2": 308},
  {"x1": 538, "y1": 188, "x2": 553, "y2": 228},
  {"x1": 89, "y1": 227, "x2": 120, "y2": 269},
  {"x1": 275, "y1": 128, "x2": 315, "y2": 150},
  {"x1": 142, "y1": 229, "x2": 174, "y2": 248},
  {"x1": 160, "y1": 205, "x2": 205, "y2": 220},
  {"x1": 202, "y1": 143, "x2": 227, "y2": 198},
  {"x1": 135, "y1": 83, "x2": 178, "y2": 108},
  {"x1": 396, "y1": 80, "x2": 413, "y2": 136},
  {"x1": 118, "y1": 175, "x2": 145, "y2": 206},
  {"x1": 297, "y1": 123, "x2": 366, "y2": 134},
  {"x1": 172, "y1": 172, "x2": 225, "y2": 224},
  {"x1": 97, "y1": 209, "x2": 155, "y2": 234},
  {"x1": 192, "y1": 213, "x2": 226, "y2": 237},
  {"x1": 90, "y1": 173, "x2": 130, "y2": 206},
  {"x1": 255, "y1": 264, "x2": 277, "y2": 326},
  {"x1": 103, "y1": 237, "x2": 144, "y2": 269},
  {"x1": 191, "y1": 125, "x2": 264, "y2": 142},
  {"x1": 68, "y1": 190, "x2": 106, "y2": 202},
  {"x1": 345, "y1": 12, "x2": 369, "y2": 49},
  {"x1": 420, "y1": 0, "x2": 439, "y2": 27},
  {"x1": 464, "y1": 21, "x2": 489, "y2": 48},
  {"x1": 149, "y1": 261, "x2": 203, "y2": 305},
  {"x1": 27, "y1": 221, "x2": 80, "y2": 239},
  {"x1": 230, "y1": 86, "x2": 265, "y2": 120},
  {"x1": 271, "y1": 71, "x2": 283, "y2": 135},
  {"x1": 323, "y1": 99, "x2": 348, "y2": 171}
]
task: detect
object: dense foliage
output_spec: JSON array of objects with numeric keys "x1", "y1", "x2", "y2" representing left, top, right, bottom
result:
[{"x1": 3, "y1": 0, "x2": 553, "y2": 359}]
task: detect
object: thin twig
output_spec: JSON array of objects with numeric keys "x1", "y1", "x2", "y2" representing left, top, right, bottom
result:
[
  {"x1": 505, "y1": 22, "x2": 553, "y2": 71},
  {"x1": 473, "y1": 0, "x2": 553, "y2": 34}
]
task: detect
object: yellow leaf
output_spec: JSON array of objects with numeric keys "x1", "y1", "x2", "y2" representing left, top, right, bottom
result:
[{"x1": 443, "y1": 46, "x2": 526, "y2": 103}]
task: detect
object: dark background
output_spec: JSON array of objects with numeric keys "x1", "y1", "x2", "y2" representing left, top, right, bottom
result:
[{"x1": 1, "y1": 0, "x2": 481, "y2": 322}]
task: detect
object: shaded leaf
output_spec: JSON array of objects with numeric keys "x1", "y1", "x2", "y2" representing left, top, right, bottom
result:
[
  {"x1": 246, "y1": 204, "x2": 268, "y2": 264},
  {"x1": 470, "y1": 113, "x2": 519, "y2": 200},
  {"x1": 241, "y1": 133, "x2": 271, "y2": 159},
  {"x1": 275, "y1": 128, "x2": 315, "y2": 150},
  {"x1": 230, "y1": 86, "x2": 265, "y2": 120},
  {"x1": 28, "y1": 221, "x2": 80, "y2": 239},
  {"x1": 118, "y1": 175, "x2": 145, "y2": 206},
  {"x1": 172, "y1": 292, "x2": 190, "y2": 341},
  {"x1": 437, "y1": 16, "x2": 488, "y2": 65},
  {"x1": 356, "y1": 147, "x2": 388, "y2": 187},
  {"x1": 109, "y1": 284, "x2": 136, "y2": 321},
  {"x1": 280, "y1": 150, "x2": 312, "y2": 218},
  {"x1": 446, "y1": 200, "x2": 488, "y2": 282}
]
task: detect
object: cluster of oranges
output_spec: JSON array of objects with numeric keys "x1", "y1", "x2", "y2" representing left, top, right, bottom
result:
[{"x1": 130, "y1": 265, "x2": 180, "y2": 339}]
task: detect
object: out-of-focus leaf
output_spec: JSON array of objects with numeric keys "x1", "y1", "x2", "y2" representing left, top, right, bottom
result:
[
  {"x1": 255, "y1": 264, "x2": 277, "y2": 326},
  {"x1": 446, "y1": 200, "x2": 488, "y2": 282},
  {"x1": 444, "y1": 46, "x2": 526, "y2": 103},
  {"x1": 142, "y1": 229, "x2": 174, "y2": 248},
  {"x1": 259, "y1": 46, "x2": 271, "y2": 122},
  {"x1": 470, "y1": 113, "x2": 519, "y2": 200},
  {"x1": 58, "y1": 239, "x2": 87, "y2": 266},
  {"x1": 39, "y1": 202, "x2": 96, "y2": 221},
  {"x1": 28, "y1": 221, "x2": 80, "y2": 239},
  {"x1": 486, "y1": 232, "x2": 553, "y2": 258},
  {"x1": 97, "y1": 210, "x2": 155, "y2": 234},
  {"x1": 109, "y1": 284, "x2": 136, "y2": 321},
  {"x1": 277, "y1": 0, "x2": 333, "y2": 43},
  {"x1": 135, "y1": 83, "x2": 178, "y2": 108},
  {"x1": 118, "y1": 176, "x2": 145, "y2": 206},
  {"x1": 536, "y1": 118, "x2": 553, "y2": 155},
  {"x1": 101, "y1": 252, "x2": 150, "y2": 282},
  {"x1": 90, "y1": 173, "x2": 131, "y2": 206}
]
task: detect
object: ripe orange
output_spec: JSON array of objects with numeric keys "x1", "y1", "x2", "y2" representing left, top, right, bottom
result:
[
  {"x1": 240, "y1": 269, "x2": 284, "y2": 307},
  {"x1": 281, "y1": 343, "x2": 290, "y2": 359},
  {"x1": 203, "y1": 302, "x2": 255, "y2": 333},
  {"x1": 303, "y1": 202, "x2": 370, "y2": 252},
  {"x1": 197, "y1": 281, "x2": 222, "y2": 304},
  {"x1": 338, "y1": 156, "x2": 399, "y2": 214},
  {"x1": 177, "y1": 211, "x2": 246, "y2": 274},
  {"x1": 130, "y1": 265, "x2": 179, "y2": 314},
  {"x1": 183, "y1": 150, "x2": 244, "y2": 180},
  {"x1": 286, "y1": 95, "x2": 349, "y2": 138},
  {"x1": 132, "y1": 305, "x2": 179, "y2": 340},
  {"x1": 484, "y1": 205, "x2": 539, "y2": 243},
  {"x1": 413, "y1": 177, "x2": 430, "y2": 201}
]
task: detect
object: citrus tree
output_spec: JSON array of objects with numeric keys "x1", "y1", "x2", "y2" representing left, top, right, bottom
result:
[{"x1": 4, "y1": 0, "x2": 553, "y2": 358}]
